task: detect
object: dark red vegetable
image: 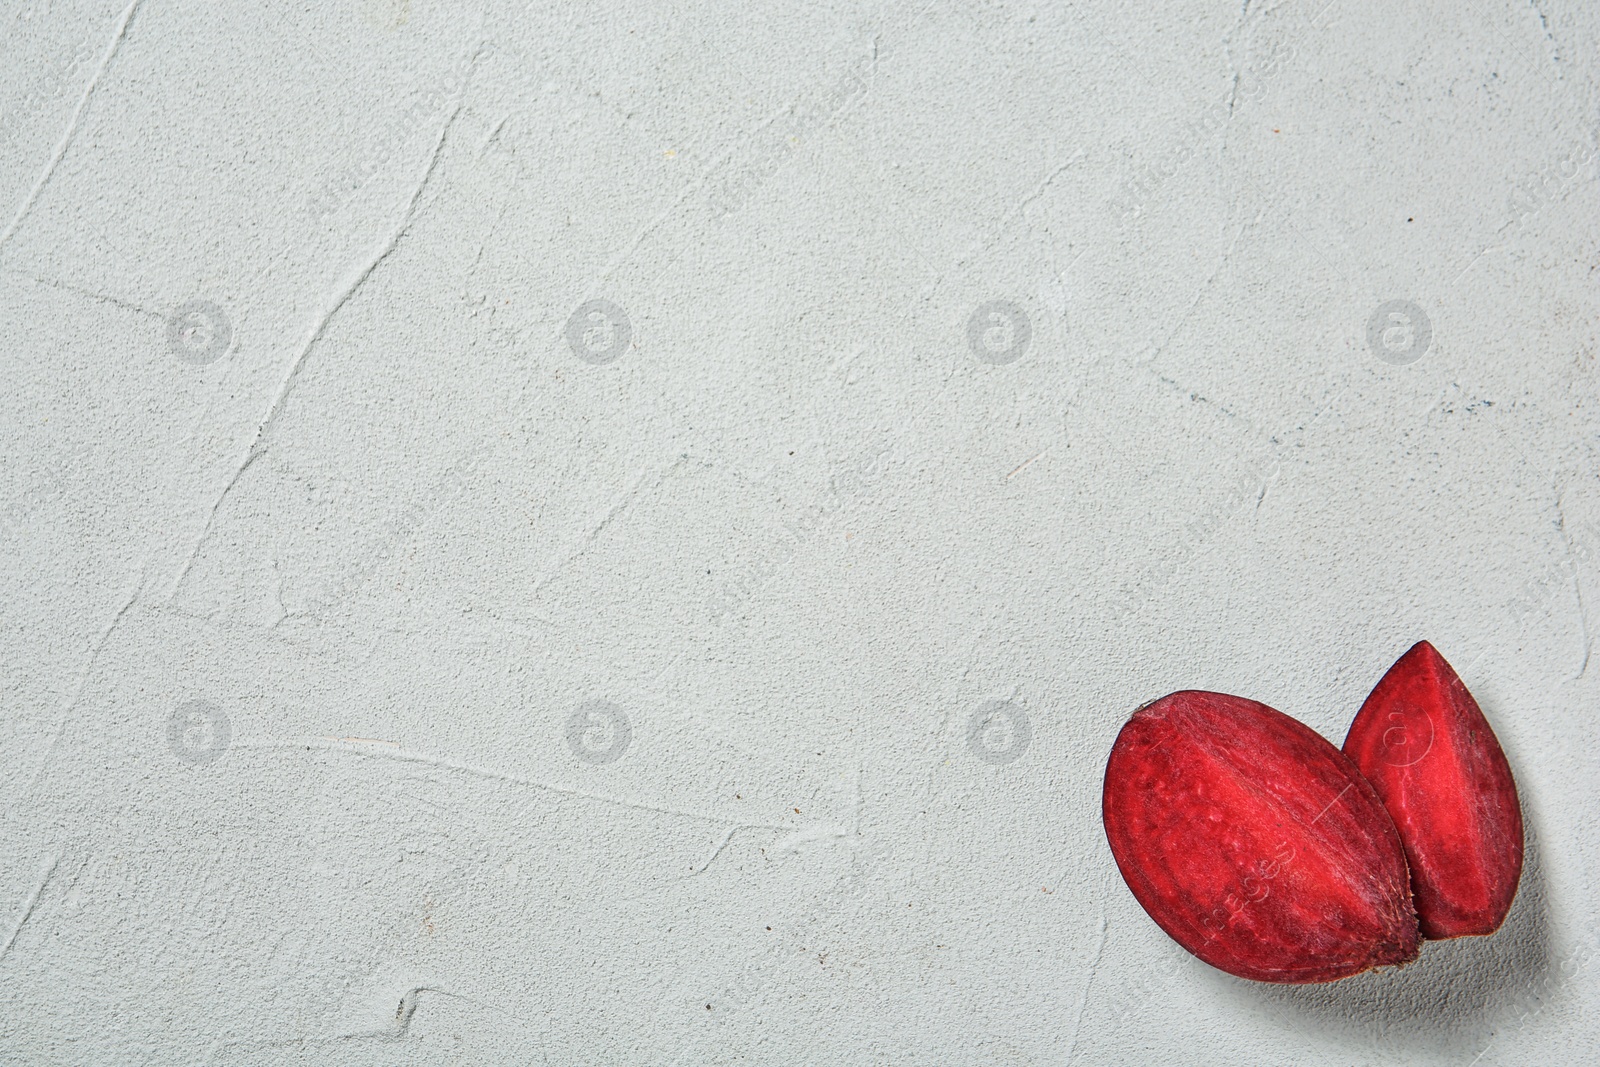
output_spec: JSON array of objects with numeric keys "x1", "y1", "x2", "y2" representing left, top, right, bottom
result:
[
  {"x1": 1104, "y1": 691, "x2": 1420, "y2": 983},
  {"x1": 1343, "y1": 641, "x2": 1523, "y2": 939}
]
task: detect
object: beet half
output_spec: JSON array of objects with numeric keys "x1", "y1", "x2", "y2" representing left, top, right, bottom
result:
[
  {"x1": 1343, "y1": 641, "x2": 1524, "y2": 939},
  {"x1": 1104, "y1": 691, "x2": 1420, "y2": 983}
]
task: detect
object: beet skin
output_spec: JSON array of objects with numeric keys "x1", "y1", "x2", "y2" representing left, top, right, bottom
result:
[
  {"x1": 1343, "y1": 641, "x2": 1524, "y2": 939},
  {"x1": 1104, "y1": 691, "x2": 1420, "y2": 983}
]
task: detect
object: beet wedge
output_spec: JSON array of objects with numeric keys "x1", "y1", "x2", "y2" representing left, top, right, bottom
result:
[
  {"x1": 1104, "y1": 691, "x2": 1420, "y2": 983},
  {"x1": 1343, "y1": 641, "x2": 1524, "y2": 939}
]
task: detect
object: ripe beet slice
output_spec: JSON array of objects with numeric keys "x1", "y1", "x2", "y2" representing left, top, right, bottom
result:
[
  {"x1": 1343, "y1": 642, "x2": 1524, "y2": 939},
  {"x1": 1103, "y1": 691, "x2": 1420, "y2": 983}
]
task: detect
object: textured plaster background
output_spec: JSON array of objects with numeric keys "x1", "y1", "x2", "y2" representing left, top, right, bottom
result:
[{"x1": 1, "y1": 0, "x2": 1598, "y2": 1063}]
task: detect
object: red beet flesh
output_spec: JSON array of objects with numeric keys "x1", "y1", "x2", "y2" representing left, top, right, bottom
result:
[
  {"x1": 1342, "y1": 642, "x2": 1524, "y2": 939},
  {"x1": 1104, "y1": 691, "x2": 1420, "y2": 983}
]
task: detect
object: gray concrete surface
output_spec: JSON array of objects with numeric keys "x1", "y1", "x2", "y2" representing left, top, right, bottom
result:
[{"x1": 1, "y1": 0, "x2": 1597, "y2": 1063}]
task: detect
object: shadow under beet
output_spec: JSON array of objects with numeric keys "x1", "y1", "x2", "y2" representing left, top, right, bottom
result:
[{"x1": 1248, "y1": 802, "x2": 1552, "y2": 1055}]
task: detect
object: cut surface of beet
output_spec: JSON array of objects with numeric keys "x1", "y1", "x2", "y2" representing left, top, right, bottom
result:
[
  {"x1": 1104, "y1": 691, "x2": 1420, "y2": 983},
  {"x1": 1343, "y1": 641, "x2": 1524, "y2": 939}
]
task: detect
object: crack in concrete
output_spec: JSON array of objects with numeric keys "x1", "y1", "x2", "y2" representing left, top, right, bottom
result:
[
  {"x1": 0, "y1": 268, "x2": 160, "y2": 318},
  {"x1": 0, "y1": 855, "x2": 59, "y2": 962},
  {"x1": 1063, "y1": 913, "x2": 1108, "y2": 1066},
  {"x1": 1557, "y1": 493, "x2": 1594, "y2": 678},
  {"x1": 234, "y1": 737, "x2": 795, "y2": 833},
  {"x1": 530, "y1": 454, "x2": 689, "y2": 598},
  {"x1": 26, "y1": 569, "x2": 145, "y2": 797},
  {"x1": 0, "y1": 0, "x2": 146, "y2": 256},
  {"x1": 169, "y1": 51, "x2": 482, "y2": 605},
  {"x1": 205, "y1": 985, "x2": 519, "y2": 1060}
]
